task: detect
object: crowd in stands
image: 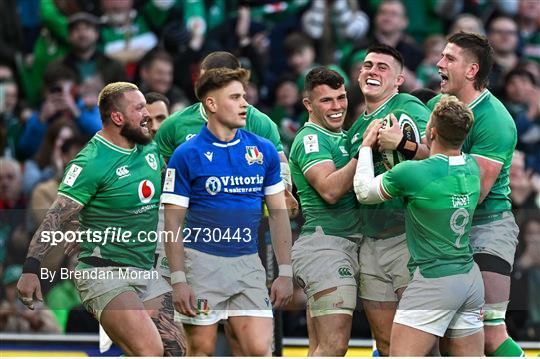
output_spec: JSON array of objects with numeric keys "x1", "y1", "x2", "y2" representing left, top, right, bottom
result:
[{"x1": 0, "y1": 0, "x2": 539, "y2": 341}]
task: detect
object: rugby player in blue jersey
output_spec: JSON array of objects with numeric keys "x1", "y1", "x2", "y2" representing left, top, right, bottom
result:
[{"x1": 162, "y1": 68, "x2": 293, "y2": 356}]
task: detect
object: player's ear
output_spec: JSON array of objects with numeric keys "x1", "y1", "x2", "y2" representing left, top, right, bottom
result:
[
  {"x1": 396, "y1": 72, "x2": 405, "y2": 87},
  {"x1": 302, "y1": 97, "x2": 312, "y2": 113},
  {"x1": 205, "y1": 96, "x2": 217, "y2": 113},
  {"x1": 466, "y1": 63, "x2": 479, "y2": 83},
  {"x1": 110, "y1": 111, "x2": 123, "y2": 126}
]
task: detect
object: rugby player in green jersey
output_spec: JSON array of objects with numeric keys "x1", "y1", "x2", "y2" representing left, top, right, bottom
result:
[
  {"x1": 428, "y1": 32, "x2": 522, "y2": 357},
  {"x1": 354, "y1": 96, "x2": 484, "y2": 356},
  {"x1": 355, "y1": 95, "x2": 484, "y2": 356},
  {"x1": 289, "y1": 67, "x2": 360, "y2": 356},
  {"x1": 17, "y1": 83, "x2": 185, "y2": 356},
  {"x1": 346, "y1": 44, "x2": 431, "y2": 356}
]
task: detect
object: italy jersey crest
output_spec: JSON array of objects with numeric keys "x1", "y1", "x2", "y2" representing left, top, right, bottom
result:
[{"x1": 245, "y1": 146, "x2": 264, "y2": 165}]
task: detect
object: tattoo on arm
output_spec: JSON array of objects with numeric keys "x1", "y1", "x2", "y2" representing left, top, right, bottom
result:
[
  {"x1": 151, "y1": 292, "x2": 187, "y2": 356},
  {"x1": 27, "y1": 196, "x2": 83, "y2": 261}
]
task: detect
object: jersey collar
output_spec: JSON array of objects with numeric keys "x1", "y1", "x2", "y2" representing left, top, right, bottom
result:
[
  {"x1": 467, "y1": 89, "x2": 490, "y2": 110},
  {"x1": 95, "y1": 133, "x2": 137, "y2": 154},
  {"x1": 200, "y1": 125, "x2": 242, "y2": 148},
  {"x1": 304, "y1": 122, "x2": 344, "y2": 138},
  {"x1": 363, "y1": 93, "x2": 399, "y2": 120}
]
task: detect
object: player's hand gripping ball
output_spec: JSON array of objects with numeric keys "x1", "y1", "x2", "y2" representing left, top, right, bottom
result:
[{"x1": 379, "y1": 112, "x2": 420, "y2": 168}]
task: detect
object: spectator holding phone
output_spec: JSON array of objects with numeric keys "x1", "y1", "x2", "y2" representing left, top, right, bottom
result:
[{"x1": 16, "y1": 64, "x2": 100, "y2": 160}]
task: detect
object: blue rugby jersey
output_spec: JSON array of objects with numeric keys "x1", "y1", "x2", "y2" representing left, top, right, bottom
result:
[{"x1": 161, "y1": 125, "x2": 284, "y2": 256}]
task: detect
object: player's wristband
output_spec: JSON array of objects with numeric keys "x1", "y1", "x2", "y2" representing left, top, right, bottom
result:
[
  {"x1": 22, "y1": 257, "x2": 41, "y2": 275},
  {"x1": 171, "y1": 271, "x2": 187, "y2": 284},
  {"x1": 278, "y1": 264, "x2": 293, "y2": 277},
  {"x1": 396, "y1": 134, "x2": 418, "y2": 160}
]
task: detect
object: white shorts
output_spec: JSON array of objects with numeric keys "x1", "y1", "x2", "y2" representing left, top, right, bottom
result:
[
  {"x1": 393, "y1": 264, "x2": 484, "y2": 337},
  {"x1": 74, "y1": 266, "x2": 171, "y2": 321},
  {"x1": 291, "y1": 226, "x2": 360, "y2": 300},
  {"x1": 470, "y1": 211, "x2": 519, "y2": 268},
  {"x1": 359, "y1": 234, "x2": 410, "y2": 301},
  {"x1": 176, "y1": 248, "x2": 272, "y2": 325}
]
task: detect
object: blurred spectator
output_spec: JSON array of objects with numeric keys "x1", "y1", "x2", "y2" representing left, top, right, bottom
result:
[
  {"x1": 301, "y1": 0, "x2": 369, "y2": 44},
  {"x1": 144, "y1": 92, "x2": 170, "y2": 139},
  {"x1": 50, "y1": 12, "x2": 126, "y2": 86},
  {"x1": 487, "y1": 16, "x2": 520, "y2": 94},
  {"x1": 0, "y1": 265, "x2": 61, "y2": 333},
  {"x1": 503, "y1": 68, "x2": 540, "y2": 173},
  {"x1": 100, "y1": 0, "x2": 158, "y2": 75},
  {"x1": 0, "y1": 158, "x2": 25, "y2": 273},
  {"x1": 22, "y1": 119, "x2": 79, "y2": 196},
  {"x1": 515, "y1": 213, "x2": 540, "y2": 340},
  {"x1": 517, "y1": 0, "x2": 540, "y2": 64},
  {"x1": 0, "y1": 0, "x2": 24, "y2": 69},
  {"x1": 269, "y1": 76, "x2": 307, "y2": 154},
  {"x1": 283, "y1": 31, "x2": 318, "y2": 91},
  {"x1": 17, "y1": 0, "x2": 98, "y2": 106},
  {"x1": 365, "y1": 0, "x2": 424, "y2": 91},
  {"x1": 510, "y1": 150, "x2": 540, "y2": 211},
  {"x1": 416, "y1": 34, "x2": 446, "y2": 89},
  {"x1": 16, "y1": 64, "x2": 100, "y2": 160},
  {"x1": 139, "y1": 49, "x2": 188, "y2": 113},
  {"x1": 0, "y1": 75, "x2": 23, "y2": 159},
  {"x1": 449, "y1": 13, "x2": 486, "y2": 35},
  {"x1": 442, "y1": 0, "x2": 518, "y2": 21}
]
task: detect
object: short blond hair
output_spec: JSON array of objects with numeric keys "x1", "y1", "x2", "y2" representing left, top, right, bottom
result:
[
  {"x1": 98, "y1": 82, "x2": 139, "y2": 123},
  {"x1": 431, "y1": 95, "x2": 474, "y2": 149}
]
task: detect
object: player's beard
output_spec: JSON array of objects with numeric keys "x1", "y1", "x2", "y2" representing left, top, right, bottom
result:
[{"x1": 120, "y1": 121, "x2": 152, "y2": 145}]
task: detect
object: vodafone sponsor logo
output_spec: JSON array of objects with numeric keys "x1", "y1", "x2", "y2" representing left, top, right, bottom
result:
[{"x1": 138, "y1": 180, "x2": 156, "y2": 204}]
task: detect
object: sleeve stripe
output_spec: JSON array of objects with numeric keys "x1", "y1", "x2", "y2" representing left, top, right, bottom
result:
[
  {"x1": 302, "y1": 159, "x2": 333, "y2": 174},
  {"x1": 160, "y1": 193, "x2": 189, "y2": 207},
  {"x1": 264, "y1": 181, "x2": 285, "y2": 195},
  {"x1": 470, "y1": 153, "x2": 504, "y2": 165},
  {"x1": 57, "y1": 192, "x2": 85, "y2": 206},
  {"x1": 379, "y1": 174, "x2": 393, "y2": 200}
]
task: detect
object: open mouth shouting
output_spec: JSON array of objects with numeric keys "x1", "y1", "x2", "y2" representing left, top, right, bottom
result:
[{"x1": 439, "y1": 71, "x2": 449, "y2": 87}]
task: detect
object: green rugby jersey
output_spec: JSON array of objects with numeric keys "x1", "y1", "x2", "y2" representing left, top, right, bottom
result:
[
  {"x1": 382, "y1": 154, "x2": 481, "y2": 278},
  {"x1": 428, "y1": 90, "x2": 517, "y2": 224},
  {"x1": 289, "y1": 122, "x2": 359, "y2": 238},
  {"x1": 58, "y1": 134, "x2": 164, "y2": 270},
  {"x1": 155, "y1": 102, "x2": 283, "y2": 159},
  {"x1": 347, "y1": 93, "x2": 430, "y2": 238}
]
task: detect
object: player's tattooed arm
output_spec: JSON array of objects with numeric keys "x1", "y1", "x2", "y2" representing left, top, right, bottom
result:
[
  {"x1": 26, "y1": 196, "x2": 83, "y2": 261},
  {"x1": 150, "y1": 292, "x2": 187, "y2": 356}
]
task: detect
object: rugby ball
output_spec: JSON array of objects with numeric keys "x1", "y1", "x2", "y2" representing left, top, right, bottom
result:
[{"x1": 380, "y1": 111, "x2": 420, "y2": 169}]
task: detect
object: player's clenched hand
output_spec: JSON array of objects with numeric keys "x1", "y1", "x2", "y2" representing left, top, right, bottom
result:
[
  {"x1": 362, "y1": 119, "x2": 382, "y2": 148},
  {"x1": 172, "y1": 282, "x2": 197, "y2": 317},
  {"x1": 17, "y1": 274, "x2": 42, "y2": 310},
  {"x1": 270, "y1": 276, "x2": 293, "y2": 308},
  {"x1": 378, "y1": 114, "x2": 402, "y2": 151}
]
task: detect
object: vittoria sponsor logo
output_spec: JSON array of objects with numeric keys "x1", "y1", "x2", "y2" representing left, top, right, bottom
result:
[
  {"x1": 204, "y1": 175, "x2": 265, "y2": 195},
  {"x1": 138, "y1": 180, "x2": 155, "y2": 203}
]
